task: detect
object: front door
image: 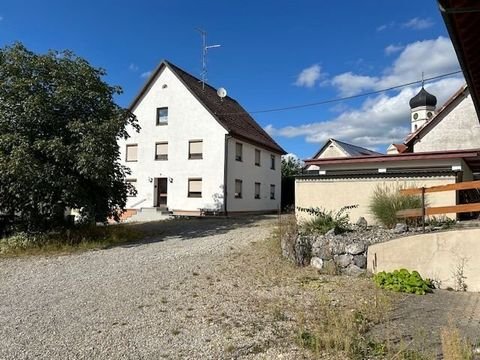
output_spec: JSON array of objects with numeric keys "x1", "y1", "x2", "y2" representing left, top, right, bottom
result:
[{"x1": 156, "y1": 178, "x2": 168, "y2": 207}]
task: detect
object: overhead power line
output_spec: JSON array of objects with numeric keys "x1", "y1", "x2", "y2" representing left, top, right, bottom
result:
[{"x1": 216, "y1": 70, "x2": 463, "y2": 115}]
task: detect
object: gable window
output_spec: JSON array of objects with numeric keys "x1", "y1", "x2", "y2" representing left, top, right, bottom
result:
[
  {"x1": 235, "y1": 179, "x2": 243, "y2": 198},
  {"x1": 126, "y1": 179, "x2": 137, "y2": 197},
  {"x1": 235, "y1": 142, "x2": 243, "y2": 161},
  {"x1": 156, "y1": 107, "x2": 168, "y2": 125},
  {"x1": 126, "y1": 144, "x2": 138, "y2": 162},
  {"x1": 188, "y1": 178, "x2": 202, "y2": 198},
  {"x1": 255, "y1": 149, "x2": 261, "y2": 166},
  {"x1": 155, "y1": 142, "x2": 168, "y2": 160},
  {"x1": 189, "y1": 140, "x2": 203, "y2": 159},
  {"x1": 270, "y1": 184, "x2": 275, "y2": 200},
  {"x1": 270, "y1": 154, "x2": 276, "y2": 170},
  {"x1": 254, "y1": 182, "x2": 261, "y2": 199}
]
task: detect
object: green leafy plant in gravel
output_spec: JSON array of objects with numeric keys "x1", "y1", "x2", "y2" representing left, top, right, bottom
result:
[
  {"x1": 374, "y1": 269, "x2": 434, "y2": 295},
  {"x1": 297, "y1": 205, "x2": 358, "y2": 235},
  {"x1": 369, "y1": 183, "x2": 424, "y2": 229}
]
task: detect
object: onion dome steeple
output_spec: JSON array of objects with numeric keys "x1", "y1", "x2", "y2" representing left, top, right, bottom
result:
[{"x1": 409, "y1": 87, "x2": 437, "y2": 109}]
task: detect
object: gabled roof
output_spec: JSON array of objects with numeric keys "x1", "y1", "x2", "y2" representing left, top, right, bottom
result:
[
  {"x1": 129, "y1": 60, "x2": 286, "y2": 155},
  {"x1": 404, "y1": 84, "x2": 469, "y2": 146},
  {"x1": 311, "y1": 138, "x2": 382, "y2": 159}
]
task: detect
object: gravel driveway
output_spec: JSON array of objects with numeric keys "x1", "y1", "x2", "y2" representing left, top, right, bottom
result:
[{"x1": 0, "y1": 216, "x2": 306, "y2": 360}]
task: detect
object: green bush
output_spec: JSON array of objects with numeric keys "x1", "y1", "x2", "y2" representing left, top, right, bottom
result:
[
  {"x1": 374, "y1": 269, "x2": 434, "y2": 295},
  {"x1": 369, "y1": 183, "x2": 424, "y2": 228},
  {"x1": 297, "y1": 205, "x2": 358, "y2": 235}
]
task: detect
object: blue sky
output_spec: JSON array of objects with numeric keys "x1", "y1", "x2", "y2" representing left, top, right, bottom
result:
[{"x1": 0, "y1": 1, "x2": 464, "y2": 159}]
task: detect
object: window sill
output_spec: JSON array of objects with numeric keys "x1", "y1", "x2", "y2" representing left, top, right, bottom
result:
[
  {"x1": 156, "y1": 123, "x2": 168, "y2": 126},
  {"x1": 126, "y1": 160, "x2": 138, "y2": 162}
]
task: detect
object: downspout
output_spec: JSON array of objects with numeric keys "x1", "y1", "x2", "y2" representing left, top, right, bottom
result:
[{"x1": 223, "y1": 134, "x2": 232, "y2": 216}]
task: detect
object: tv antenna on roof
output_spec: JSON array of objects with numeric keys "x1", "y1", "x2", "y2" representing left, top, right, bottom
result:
[{"x1": 196, "y1": 28, "x2": 221, "y2": 90}]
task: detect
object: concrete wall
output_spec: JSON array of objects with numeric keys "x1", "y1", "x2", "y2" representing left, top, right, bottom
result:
[
  {"x1": 118, "y1": 66, "x2": 228, "y2": 212},
  {"x1": 295, "y1": 176, "x2": 457, "y2": 224},
  {"x1": 226, "y1": 137, "x2": 281, "y2": 212},
  {"x1": 414, "y1": 92, "x2": 480, "y2": 152},
  {"x1": 367, "y1": 229, "x2": 480, "y2": 292}
]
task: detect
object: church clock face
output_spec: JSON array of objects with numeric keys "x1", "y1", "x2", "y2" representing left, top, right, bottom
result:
[{"x1": 413, "y1": 113, "x2": 418, "y2": 120}]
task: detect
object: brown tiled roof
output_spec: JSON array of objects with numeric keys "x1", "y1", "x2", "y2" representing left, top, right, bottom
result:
[
  {"x1": 439, "y1": 0, "x2": 480, "y2": 117},
  {"x1": 129, "y1": 60, "x2": 286, "y2": 155}
]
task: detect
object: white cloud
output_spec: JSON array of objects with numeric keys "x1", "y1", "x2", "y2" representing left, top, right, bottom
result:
[
  {"x1": 385, "y1": 44, "x2": 404, "y2": 56},
  {"x1": 129, "y1": 63, "x2": 139, "y2": 72},
  {"x1": 266, "y1": 76, "x2": 464, "y2": 151},
  {"x1": 376, "y1": 22, "x2": 395, "y2": 32},
  {"x1": 331, "y1": 36, "x2": 460, "y2": 96},
  {"x1": 294, "y1": 64, "x2": 322, "y2": 88},
  {"x1": 140, "y1": 71, "x2": 152, "y2": 79},
  {"x1": 402, "y1": 17, "x2": 434, "y2": 30}
]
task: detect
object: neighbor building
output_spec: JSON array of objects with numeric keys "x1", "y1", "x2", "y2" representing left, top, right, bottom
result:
[
  {"x1": 118, "y1": 60, "x2": 286, "y2": 221},
  {"x1": 296, "y1": 83, "x2": 480, "y2": 224}
]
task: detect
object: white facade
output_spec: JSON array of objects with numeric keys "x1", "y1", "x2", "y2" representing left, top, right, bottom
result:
[
  {"x1": 118, "y1": 63, "x2": 282, "y2": 215},
  {"x1": 413, "y1": 91, "x2": 480, "y2": 152},
  {"x1": 226, "y1": 138, "x2": 282, "y2": 212}
]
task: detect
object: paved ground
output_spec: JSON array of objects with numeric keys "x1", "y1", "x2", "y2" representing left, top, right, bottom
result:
[{"x1": 370, "y1": 289, "x2": 480, "y2": 355}]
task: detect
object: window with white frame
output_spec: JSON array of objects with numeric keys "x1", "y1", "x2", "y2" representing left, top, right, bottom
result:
[
  {"x1": 235, "y1": 179, "x2": 243, "y2": 198},
  {"x1": 188, "y1": 140, "x2": 203, "y2": 159},
  {"x1": 254, "y1": 182, "x2": 261, "y2": 199},
  {"x1": 188, "y1": 178, "x2": 202, "y2": 198},
  {"x1": 156, "y1": 107, "x2": 168, "y2": 125},
  {"x1": 155, "y1": 142, "x2": 168, "y2": 160},
  {"x1": 255, "y1": 149, "x2": 261, "y2": 166},
  {"x1": 235, "y1": 142, "x2": 243, "y2": 161},
  {"x1": 270, "y1": 154, "x2": 276, "y2": 170},
  {"x1": 270, "y1": 184, "x2": 275, "y2": 200},
  {"x1": 126, "y1": 144, "x2": 138, "y2": 162},
  {"x1": 126, "y1": 179, "x2": 137, "y2": 197}
]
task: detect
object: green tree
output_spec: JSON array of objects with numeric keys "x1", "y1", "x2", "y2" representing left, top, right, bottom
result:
[
  {"x1": 0, "y1": 43, "x2": 138, "y2": 231},
  {"x1": 281, "y1": 154, "x2": 304, "y2": 177}
]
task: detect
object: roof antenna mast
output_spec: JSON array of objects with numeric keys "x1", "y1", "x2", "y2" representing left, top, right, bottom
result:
[{"x1": 196, "y1": 28, "x2": 221, "y2": 90}]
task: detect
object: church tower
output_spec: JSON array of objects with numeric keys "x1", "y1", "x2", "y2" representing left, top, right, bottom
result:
[{"x1": 409, "y1": 86, "x2": 437, "y2": 133}]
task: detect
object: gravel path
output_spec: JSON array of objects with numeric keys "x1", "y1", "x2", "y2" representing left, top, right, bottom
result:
[{"x1": 0, "y1": 216, "x2": 306, "y2": 360}]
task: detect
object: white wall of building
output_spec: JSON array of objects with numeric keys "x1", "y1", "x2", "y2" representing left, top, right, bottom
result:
[
  {"x1": 414, "y1": 92, "x2": 480, "y2": 152},
  {"x1": 118, "y1": 66, "x2": 228, "y2": 213},
  {"x1": 226, "y1": 138, "x2": 282, "y2": 212}
]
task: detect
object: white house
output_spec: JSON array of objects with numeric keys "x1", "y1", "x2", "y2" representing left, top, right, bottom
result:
[{"x1": 118, "y1": 60, "x2": 286, "y2": 220}]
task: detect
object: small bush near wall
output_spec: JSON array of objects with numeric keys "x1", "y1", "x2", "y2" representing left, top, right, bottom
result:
[
  {"x1": 369, "y1": 183, "x2": 423, "y2": 229},
  {"x1": 374, "y1": 269, "x2": 434, "y2": 295},
  {"x1": 297, "y1": 205, "x2": 358, "y2": 235}
]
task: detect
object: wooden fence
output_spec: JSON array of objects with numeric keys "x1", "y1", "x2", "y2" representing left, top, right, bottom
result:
[{"x1": 396, "y1": 180, "x2": 480, "y2": 231}]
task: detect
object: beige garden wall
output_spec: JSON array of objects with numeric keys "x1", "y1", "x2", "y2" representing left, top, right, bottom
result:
[
  {"x1": 367, "y1": 229, "x2": 480, "y2": 292},
  {"x1": 295, "y1": 176, "x2": 457, "y2": 224}
]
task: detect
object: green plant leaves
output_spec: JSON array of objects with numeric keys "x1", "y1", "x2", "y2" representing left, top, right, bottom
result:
[{"x1": 374, "y1": 269, "x2": 434, "y2": 295}]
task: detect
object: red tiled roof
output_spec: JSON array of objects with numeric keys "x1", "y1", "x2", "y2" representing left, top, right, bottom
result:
[{"x1": 129, "y1": 60, "x2": 286, "y2": 155}]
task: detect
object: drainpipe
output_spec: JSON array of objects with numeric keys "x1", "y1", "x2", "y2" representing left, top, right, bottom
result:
[{"x1": 223, "y1": 135, "x2": 232, "y2": 217}]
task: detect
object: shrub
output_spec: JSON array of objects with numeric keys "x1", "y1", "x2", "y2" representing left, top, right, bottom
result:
[
  {"x1": 374, "y1": 269, "x2": 434, "y2": 295},
  {"x1": 297, "y1": 205, "x2": 358, "y2": 235},
  {"x1": 369, "y1": 183, "x2": 424, "y2": 228}
]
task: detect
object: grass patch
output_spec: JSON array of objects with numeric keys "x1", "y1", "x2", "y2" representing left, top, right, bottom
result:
[
  {"x1": 441, "y1": 324, "x2": 473, "y2": 360},
  {"x1": 0, "y1": 224, "x2": 143, "y2": 256},
  {"x1": 369, "y1": 183, "x2": 424, "y2": 228}
]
